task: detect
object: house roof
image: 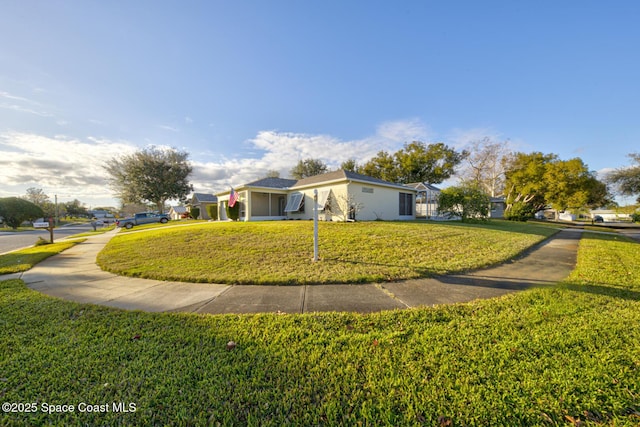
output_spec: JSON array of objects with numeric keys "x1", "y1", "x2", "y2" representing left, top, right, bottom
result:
[
  {"x1": 291, "y1": 170, "x2": 414, "y2": 191},
  {"x1": 405, "y1": 182, "x2": 441, "y2": 192},
  {"x1": 245, "y1": 177, "x2": 298, "y2": 189},
  {"x1": 169, "y1": 206, "x2": 188, "y2": 213},
  {"x1": 192, "y1": 193, "x2": 218, "y2": 203}
]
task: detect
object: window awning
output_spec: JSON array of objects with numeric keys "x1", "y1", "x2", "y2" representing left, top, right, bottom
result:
[
  {"x1": 284, "y1": 193, "x2": 304, "y2": 212},
  {"x1": 316, "y1": 189, "x2": 330, "y2": 208}
]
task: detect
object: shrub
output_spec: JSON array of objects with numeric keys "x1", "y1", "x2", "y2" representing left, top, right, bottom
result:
[
  {"x1": 190, "y1": 207, "x2": 200, "y2": 220},
  {"x1": 438, "y1": 185, "x2": 490, "y2": 222},
  {"x1": 226, "y1": 202, "x2": 240, "y2": 221},
  {"x1": 0, "y1": 197, "x2": 44, "y2": 229},
  {"x1": 505, "y1": 201, "x2": 535, "y2": 222},
  {"x1": 206, "y1": 203, "x2": 218, "y2": 221},
  {"x1": 632, "y1": 212, "x2": 640, "y2": 223}
]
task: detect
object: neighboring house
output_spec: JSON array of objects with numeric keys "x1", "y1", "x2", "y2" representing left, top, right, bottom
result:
[
  {"x1": 190, "y1": 193, "x2": 218, "y2": 219},
  {"x1": 168, "y1": 206, "x2": 188, "y2": 220},
  {"x1": 216, "y1": 170, "x2": 417, "y2": 222},
  {"x1": 405, "y1": 182, "x2": 441, "y2": 218}
]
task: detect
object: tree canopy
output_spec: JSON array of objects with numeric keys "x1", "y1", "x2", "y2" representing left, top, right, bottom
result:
[
  {"x1": 459, "y1": 138, "x2": 510, "y2": 197},
  {"x1": 0, "y1": 197, "x2": 44, "y2": 229},
  {"x1": 361, "y1": 142, "x2": 467, "y2": 184},
  {"x1": 104, "y1": 147, "x2": 193, "y2": 213},
  {"x1": 290, "y1": 158, "x2": 328, "y2": 179},
  {"x1": 504, "y1": 152, "x2": 611, "y2": 220},
  {"x1": 606, "y1": 153, "x2": 640, "y2": 202}
]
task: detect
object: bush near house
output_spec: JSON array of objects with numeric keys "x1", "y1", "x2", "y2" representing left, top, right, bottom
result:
[
  {"x1": 226, "y1": 202, "x2": 240, "y2": 221},
  {"x1": 206, "y1": 203, "x2": 218, "y2": 221},
  {"x1": 189, "y1": 207, "x2": 200, "y2": 220}
]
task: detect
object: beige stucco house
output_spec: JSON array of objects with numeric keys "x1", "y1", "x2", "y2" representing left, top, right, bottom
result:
[{"x1": 216, "y1": 170, "x2": 417, "y2": 222}]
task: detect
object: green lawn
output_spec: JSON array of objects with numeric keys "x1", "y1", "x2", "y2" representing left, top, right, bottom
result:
[
  {"x1": 1, "y1": 232, "x2": 638, "y2": 425},
  {"x1": 0, "y1": 240, "x2": 83, "y2": 274},
  {"x1": 97, "y1": 220, "x2": 558, "y2": 285}
]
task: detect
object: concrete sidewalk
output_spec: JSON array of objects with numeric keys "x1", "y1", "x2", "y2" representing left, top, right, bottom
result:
[{"x1": 7, "y1": 228, "x2": 581, "y2": 314}]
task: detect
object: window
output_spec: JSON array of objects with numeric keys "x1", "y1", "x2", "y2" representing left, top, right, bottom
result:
[
  {"x1": 361, "y1": 187, "x2": 374, "y2": 194},
  {"x1": 284, "y1": 193, "x2": 305, "y2": 213},
  {"x1": 399, "y1": 193, "x2": 413, "y2": 216}
]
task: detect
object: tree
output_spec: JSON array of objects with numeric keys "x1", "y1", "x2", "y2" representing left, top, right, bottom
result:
[
  {"x1": 64, "y1": 199, "x2": 89, "y2": 217},
  {"x1": 504, "y1": 152, "x2": 556, "y2": 217},
  {"x1": 544, "y1": 158, "x2": 611, "y2": 216},
  {"x1": 460, "y1": 138, "x2": 510, "y2": 197},
  {"x1": 504, "y1": 152, "x2": 611, "y2": 220},
  {"x1": 24, "y1": 187, "x2": 50, "y2": 206},
  {"x1": 0, "y1": 197, "x2": 44, "y2": 229},
  {"x1": 437, "y1": 185, "x2": 490, "y2": 222},
  {"x1": 290, "y1": 158, "x2": 328, "y2": 179},
  {"x1": 360, "y1": 150, "x2": 399, "y2": 182},
  {"x1": 104, "y1": 147, "x2": 193, "y2": 213},
  {"x1": 607, "y1": 153, "x2": 640, "y2": 203},
  {"x1": 340, "y1": 158, "x2": 359, "y2": 172},
  {"x1": 360, "y1": 142, "x2": 467, "y2": 184},
  {"x1": 394, "y1": 141, "x2": 467, "y2": 184}
]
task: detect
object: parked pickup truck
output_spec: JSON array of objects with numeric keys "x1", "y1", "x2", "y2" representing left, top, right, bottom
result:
[{"x1": 116, "y1": 212, "x2": 170, "y2": 229}]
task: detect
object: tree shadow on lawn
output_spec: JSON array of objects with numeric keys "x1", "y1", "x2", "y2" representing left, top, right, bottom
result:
[{"x1": 417, "y1": 219, "x2": 559, "y2": 237}]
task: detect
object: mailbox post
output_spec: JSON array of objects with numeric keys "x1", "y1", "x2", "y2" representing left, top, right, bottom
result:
[{"x1": 33, "y1": 217, "x2": 55, "y2": 243}]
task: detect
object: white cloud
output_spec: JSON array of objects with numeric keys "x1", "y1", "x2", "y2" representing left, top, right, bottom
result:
[
  {"x1": 375, "y1": 118, "x2": 431, "y2": 143},
  {"x1": 191, "y1": 119, "x2": 432, "y2": 194},
  {"x1": 0, "y1": 131, "x2": 136, "y2": 206}
]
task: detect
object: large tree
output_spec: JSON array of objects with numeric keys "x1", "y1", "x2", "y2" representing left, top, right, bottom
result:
[
  {"x1": 504, "y1": 152, "x2": 611, "y2": 220},
  {"x1": 460, "y1": 138, "x2": 510, "y2": 197},
  {"x1": 361, "y1": 142, "x2": 467, "y2": 184},
  {"x1": 290, "y1": 158, "x2": 328, "y2": 179},
  {"x1": 504, "y1": 152, "x2": 556, "y2": 216},
  {"x1": 0, "y1": 197, "x2": 44, "y2": 229},
  {"x1": 606, "y1": 153, "x2": 640, "y2": 203},
  {"x1": 104, "y1": 147, "x2": 193, "y2": 213},
  {"x1": 394, "y1": 141, "x2": 467, "y2": 184},
  {"x1": 359, "y1": 150, "x2": 399, "y2": 182}
]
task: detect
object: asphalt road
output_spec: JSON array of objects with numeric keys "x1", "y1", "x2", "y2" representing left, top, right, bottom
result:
[{"x1": 0, "y1": 223, "x2": 97, "y2": 254}]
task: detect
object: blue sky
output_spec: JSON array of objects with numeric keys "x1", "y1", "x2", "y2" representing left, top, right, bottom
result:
[{"x1": 1, "y1": 1, "x2": 639, "y2": 207}]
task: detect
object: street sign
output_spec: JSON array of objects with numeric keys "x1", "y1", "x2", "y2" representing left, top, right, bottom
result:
[{"x1": 33, "y1": 222, "x2": 50, "y2": 228}]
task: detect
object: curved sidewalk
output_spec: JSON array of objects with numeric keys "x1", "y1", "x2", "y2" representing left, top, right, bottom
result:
[{"x1": 9, "y1": 229, "x2": 581, "y2": 314}]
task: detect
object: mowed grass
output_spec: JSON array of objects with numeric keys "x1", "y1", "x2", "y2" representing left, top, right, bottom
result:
[
  {"x1": 97, "y1": 220, "x2": 557, "y2": 284},
  {"x1": 0, "y1": 240, "x2": 83, "y2": 274},
  {"x1": 1, "y1": 232, "x2": 639, "y2": 425}
]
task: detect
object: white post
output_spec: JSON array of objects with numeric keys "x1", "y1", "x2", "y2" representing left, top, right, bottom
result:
[{"x1": 313, "y1": 189, "x2": 319, "y2": 262}]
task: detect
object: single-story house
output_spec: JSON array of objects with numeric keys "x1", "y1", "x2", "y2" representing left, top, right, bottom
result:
[
  {"x1": 168, "y1": 206, "x2": 188, "y2": 220},
  {"x1": 190, "y1": 193, "x2": 218, "y2": 220},
  {"x1": 216, "y1": 170, "x2": 417, "y2": 222}
]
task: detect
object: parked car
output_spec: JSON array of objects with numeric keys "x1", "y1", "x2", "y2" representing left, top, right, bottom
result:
[
  {"x1": 116, "y1": 212, "x2": 170, "y2": 229},
  {"x1": 593, "y1": 215, "x2": 604, "y2": 223}
]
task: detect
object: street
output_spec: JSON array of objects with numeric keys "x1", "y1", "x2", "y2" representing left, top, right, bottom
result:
[{"x1": 0, "y1": 223, "x2": 97, "y2": 254}]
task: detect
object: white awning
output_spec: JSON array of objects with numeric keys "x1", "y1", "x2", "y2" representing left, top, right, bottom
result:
[
  {"x1": 316, "y1": 189, "x2": 330, "y2": 208},
  {"x1": 284, "y1": 193, "x2": 304, "y2": 212}
]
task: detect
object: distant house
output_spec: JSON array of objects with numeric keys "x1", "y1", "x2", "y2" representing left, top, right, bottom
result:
[
  {"x1": 190, "y1": 193, "x2": 218, "y2": 220},
  {"x1": 216, "y1": 170, "x2": 417, "y2": 222},
  {"x1": 168, "y1": 206, "x2": 188, "y2": 221},
  {"x1": 404, "y1": 182, "x2": 441, "y2": 218}
]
